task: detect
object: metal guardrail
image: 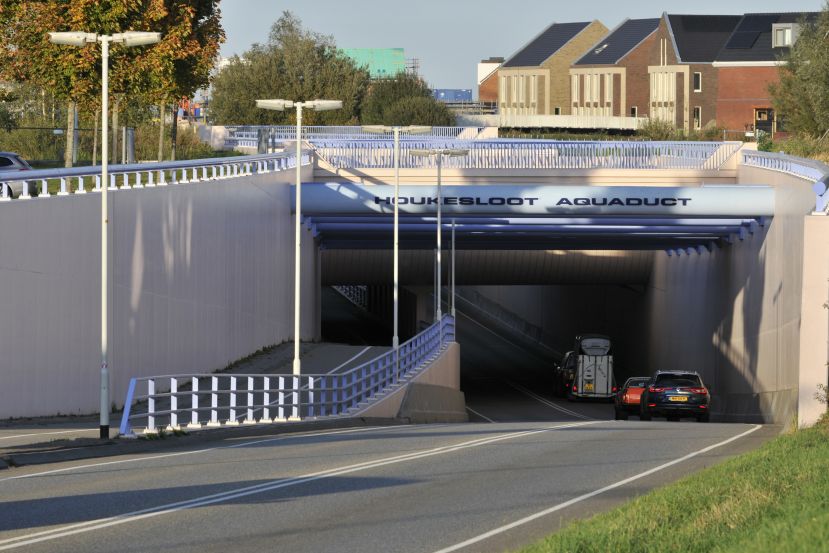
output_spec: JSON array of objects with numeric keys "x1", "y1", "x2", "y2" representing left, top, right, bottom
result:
[
  {"x1": 118, "y1": 315, "x2": 455, "y2": 436},
  {"x1": 313, "y1": 140, "x2": 742, "y2": 171},
  {"x1": 332, "y1": 285, "x2": 369, "y2": 310},
  {"x1": 0, "y1": 151, "x2": 310, "y2": 200},
  {"x1": 224, "y1": 126, "x2": 483, "y2": 149},
  {"x1": 741, "y1": 150, "x2": 829, "y2": 212}
]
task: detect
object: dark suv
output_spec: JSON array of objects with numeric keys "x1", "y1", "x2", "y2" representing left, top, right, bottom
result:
[{"x1": 639, "y1": 370, "x2": 710, "y2": 422}]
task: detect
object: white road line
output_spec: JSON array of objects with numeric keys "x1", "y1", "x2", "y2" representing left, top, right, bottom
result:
[
  {"x1": 0, "y1": 421, "x2": 600, "y2": 550},
  {"x1": 508, "y1": 381, "x2": 594, "y2": 421},
  {"x1": 0, "y1": 425, "x2": 407, "y2": 484},
  {"x1": 465, "y1": 406, "x2": 496, "y2": 423},
  {"x1": 0, "y1": 429, "x2": 97, "y2": 441},
  {"x1": 431, "y1": 424, "x2": 764, "y2": 553}
]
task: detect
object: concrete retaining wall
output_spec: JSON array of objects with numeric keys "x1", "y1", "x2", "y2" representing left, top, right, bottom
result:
[
  {"x1": 645, "y1": 166, "x2": 818, "y2": 425},
  {"x1": 0, "y1": 164, "x2": 317, "y2": 418}
]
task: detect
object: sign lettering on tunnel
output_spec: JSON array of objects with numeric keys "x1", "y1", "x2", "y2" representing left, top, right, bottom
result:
[{"x1": 298, "y1": 183, "x2": 776, "y2": 217}]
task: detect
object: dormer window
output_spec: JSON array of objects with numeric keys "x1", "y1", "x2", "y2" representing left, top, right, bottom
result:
[{"x1": 772, "y1": 23, "x2": 800, "y2": 48}]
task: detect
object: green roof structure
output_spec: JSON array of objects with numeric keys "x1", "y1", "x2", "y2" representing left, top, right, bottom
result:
[{"x1": 341, "y1": 48, "x2": 406, "y2": 78}]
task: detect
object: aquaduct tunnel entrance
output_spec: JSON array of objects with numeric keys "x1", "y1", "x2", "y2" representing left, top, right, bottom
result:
[{"x1": 297, "y1": 179, "x2": 821, "y2": 425}]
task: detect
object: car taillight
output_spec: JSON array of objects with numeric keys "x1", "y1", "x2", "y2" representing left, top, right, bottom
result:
[
  {"x1": 689, "y1": 387, "x2": 708, "y2": 395},
  {"x1": 612, "y1": 386, "x2": 618, "y2": 393},
  {"x1": 572, "y1": 385, "x2": 577, "y2": 392},
  {"x1": 648, "y1": 403, "x2": 656, "y2": 407},
  {"x1": 649, "y1": 386, "x2": 667, "y2": 393}
]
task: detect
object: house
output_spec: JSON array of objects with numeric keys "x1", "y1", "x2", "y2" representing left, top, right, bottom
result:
[
  {"x1": 570, "y1": 18, "x2": 661, "y2": 119},
  {"x1": 498, "y1": 20, "x2": 608, "y2": 116},
  {"x1": 477, "y1": 57, "x2": 503, "y2": 105},
  {"x1": 714, "y1": 12, "x2": 820, "y2": 137}
]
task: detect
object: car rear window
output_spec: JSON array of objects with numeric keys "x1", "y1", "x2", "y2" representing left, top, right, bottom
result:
[
  {"x1": 656, "y1": 378, "x2": 699, "y2": 387},
  {"x1": 626, "y1": 379, "x2": 648, "y2": 387}
]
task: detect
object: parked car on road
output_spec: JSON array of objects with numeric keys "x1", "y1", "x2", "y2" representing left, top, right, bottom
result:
[
  {"x1": 0, "y1": 152, "x2": 33, "y2": 198},
  {"x1": 639, "y1": 370, "x2": 710, "y2": 422},
  {"x1": 614, "y1": 376, "x2": 650, "y2": 420}
]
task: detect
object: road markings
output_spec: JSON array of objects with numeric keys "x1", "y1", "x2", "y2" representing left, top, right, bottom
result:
[
  {"x1": 0, "y1": 425, "x2": 406, "y2": 484},
  {"x1": 465, "y1": 406, "x2": 496, "y2": 423},
  {"x1": 0, "y1": 429, "x2": 97, "y2": 441},
  {"x1": 508, "y1": 381, "x2": 594, "y2": 421},
  {"x1": 431, "y1": 423, "x2": 764, "y2": 553},
  {"x1": 0, "y1": 421, "x2": 600, "y2": 550}
]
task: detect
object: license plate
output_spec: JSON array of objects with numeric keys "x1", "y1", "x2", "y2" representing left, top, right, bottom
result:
[
  {"x1": 669, "y1": 396, "x2": 688, "y2": 402},
  {"x1": 585, "y1": 383, "x2": 594, "y2": 392}
]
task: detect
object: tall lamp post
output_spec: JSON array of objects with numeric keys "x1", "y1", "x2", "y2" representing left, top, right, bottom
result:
[
  {"x1": 409, "y1": 148, "x2": 469, "y2": 321},
  {"x1": 256, "y1": 99, "x2": 342, "y2": 378},
  {"x1": 50, "y1": 31, "x2": 161, "y2": 440},
  {"x1": 361, "y1": 125, "x2": 431, "y2": 349}
]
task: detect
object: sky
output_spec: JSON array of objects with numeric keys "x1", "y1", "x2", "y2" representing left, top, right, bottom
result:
[{"x1": 219, "y1": 0, "x2": 824, "y2": 90}]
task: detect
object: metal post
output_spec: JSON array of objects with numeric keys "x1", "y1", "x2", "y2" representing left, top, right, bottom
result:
[
  {"x1": 393, "y1": 127, "x2": 400, "y2": 349},
  {"x1": 99, "y1": 36, "x2": 110, "y2": 440},
  {"x1": 436, "y1": 154, "x2": 442, "y2": 320},
  {"x1": 433, "y1": 248, "x2": 438, "y2": 321},
  {"x1": 451, "y1": 219, "x2": 456, "y2": 317},
  {"x1": 293, "y1": 103, "x2": 303, "y2": 376}
]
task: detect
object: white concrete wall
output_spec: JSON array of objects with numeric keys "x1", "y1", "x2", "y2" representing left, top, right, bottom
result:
[
  {"x1": 644, "y1": 166, "x2": 818, "y2": 424},
  {"x1": 0, "y1": 164, "x2": 317, "y2": 418}
]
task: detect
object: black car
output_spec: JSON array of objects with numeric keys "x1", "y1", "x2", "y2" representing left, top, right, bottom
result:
[{"x1": 639, "y1": 371, "x2": 710, "y2": 422}]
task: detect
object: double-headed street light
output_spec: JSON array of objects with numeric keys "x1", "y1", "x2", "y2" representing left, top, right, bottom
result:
[
  {"x1": 50, "y1": 30, "x2": 161, "y2": 440},
  {"x1": 256, "y1": 99, "x2": 342, "y2": 378},
  {"x1": 361, "y1": 125, "x2": 432, "y2": 349},
  {"x1": 409, "y1": 148, "x2": 469, "y2": 321}
]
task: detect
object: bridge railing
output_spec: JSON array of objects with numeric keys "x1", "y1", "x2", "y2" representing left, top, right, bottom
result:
[
  {"x1": 118, "y1": 315, "x2": 455, "y2": 436},
  {"x1": 0, "y1": 151, "x2": 310, "y2": 200},
  {"x1": 741, "y1": 150, "x2": 829, "y2": 212},
  {"x1": 224, "y1": 126, "x2": 483, "y2": 149},
  {"x1": 313, "y1": 140, "x2": 742, "y2": 171}
]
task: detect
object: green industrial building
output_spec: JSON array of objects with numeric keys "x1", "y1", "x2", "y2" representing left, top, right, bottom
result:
[{"x1": 341, "y1": 48, "x2": 407, "y2": 78}]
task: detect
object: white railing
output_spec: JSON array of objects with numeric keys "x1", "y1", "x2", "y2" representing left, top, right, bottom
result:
[
  {"x1": 0, "y1": 151, "x2": 310, "y2": 200},
  {"x1": 741, "y1": 150, "x2": 829, "y2": 212},
  {"x1": 224, "y1": 126, "x2": 483, "y2": 149},
  {"x1": 118, "y1": 315, "x2": 455, "y2": 436},
  {"x1": 497, "y1": 113, "x2": 649, "y2": 130},
  {"x1": 314, "y1": 140, "x2": 742, "y2": 171}
]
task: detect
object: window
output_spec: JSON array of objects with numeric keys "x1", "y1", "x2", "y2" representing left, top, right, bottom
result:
[
  {"x1": 571, "y1": 75, "x2": 579, "y2": 103},
  {"x1": 772, "y1": 24, "x2": 798, "y2": 48},
  {"x1": 693, "y1": 106, "x2": 701, "y2": 130},
  {"x1": 0, "y1": 157, "x2": 13, "y2": 168},
  {"x1": 693, "y1": 72, "x2": 702, "y2": 92},
  {"x1": 630, "y1": 106, "x2": 638, "y2": 117},
  {"x1": 554, "y1": 107, "x2": 561, "y2": 115}
]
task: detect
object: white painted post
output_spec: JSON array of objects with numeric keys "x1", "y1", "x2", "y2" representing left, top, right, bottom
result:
[
  {"x1": 246, "y1": 376, "x2": 255, "y2": 424},
  {"x1": 290, "y1": 376, "x2": 300, "y2": 421},
  {"x1": 169, "y1": 377, "x2": 178, "y2": 430},
  {"x1": 147, "y1": 379, "x2": 155, "y2": 433},
  {"x1": 190, "y1": 376, "x2": 200, "y2": 429},
  {"x1": 210, "y1": 376, "x2": 219, "y2": 426},
  {"x1": 99, "y1": 36, "x2": 110, "y2": 440},
  {"x1": 293, "y1": 103, "x2": 303, "y2": 377},
  {"x1": 263, "y1": 376, "x2": 271, "y2": 422},
  {"x1": 228, "y1": 376, "x2": 238, "y2": 425}
]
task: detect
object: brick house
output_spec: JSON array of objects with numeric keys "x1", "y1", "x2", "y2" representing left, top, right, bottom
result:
[
  {"x1": 647, "y1": 14, "x2": 742, "y2": 132},
  {"x1": 570, "y1": 18, "x2": 661, "y2": 118},
  {"x1": 477, "y1": 57, "x2": 503, "y2": 104},
  {"x1": 498, "y1": 20, "x2": 608, "y2": 116},
  {"x1": 713, "y1": 13, "x2": 819, "y2": 137}
]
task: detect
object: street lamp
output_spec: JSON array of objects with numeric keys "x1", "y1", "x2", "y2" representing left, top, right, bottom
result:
[
  {"x1": 361, "y1": 125, "x2": 432, "y2": 349},
  {"x1": 256, "y1": 99, "x2": 342, "y2": 378},
  {"x1": 50, "y1": 30, "x2": 161, "y2": 440},
  {"x1": 409, "y1": 148, "x2": 469, "y2": 321}
]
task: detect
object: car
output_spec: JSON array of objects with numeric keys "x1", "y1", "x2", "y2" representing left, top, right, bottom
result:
[
  {"x1": 614, "y1": 376, "x2": 650, "y2": 420},
  {"x1": 639, "y1": 370, "x2": 710, "y2": 422},
  {"x1": 0, "y1": 152, "x2": 34, "y2": 198}
]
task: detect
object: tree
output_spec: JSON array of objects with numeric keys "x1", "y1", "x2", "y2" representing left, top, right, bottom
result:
[
  {"x1": 360, "y1": 72, "x2": 455, "y2": 126},
  {"x1": 769, "y1": 7, "x2": 829, "y2": 137},
  {"x1": 210, "y1": 11, "x2": 369, "y2": 125},
  {"x1": 0, "y1": 1, "x2": 224, "y2": 165}
]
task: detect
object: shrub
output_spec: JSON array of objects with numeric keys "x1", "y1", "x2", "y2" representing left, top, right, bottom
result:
[{"x1": 637, "y1": 118, "x2": 675, "y2": 141}]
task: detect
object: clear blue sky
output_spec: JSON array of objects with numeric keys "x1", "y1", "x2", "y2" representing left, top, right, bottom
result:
[{"x1": 219, "y1": 0, "x2": 823, "y2": 89}]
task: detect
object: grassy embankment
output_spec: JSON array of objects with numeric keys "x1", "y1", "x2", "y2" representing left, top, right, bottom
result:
[{"x1": 518, "y1": 414, "x2": 829, "y2": 553}]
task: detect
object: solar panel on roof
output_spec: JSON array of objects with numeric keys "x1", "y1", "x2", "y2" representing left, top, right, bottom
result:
[
  {"x1": 738, "y1": 15, "x2": 779, "y2": 32},
  {"x1": 726, "y1": 32, "x2": 760, "y2": 49}
]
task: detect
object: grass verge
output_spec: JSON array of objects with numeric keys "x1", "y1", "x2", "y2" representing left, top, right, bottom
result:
[{"x1": 518, "y1": 415, "x2": 829, "y2": 553}]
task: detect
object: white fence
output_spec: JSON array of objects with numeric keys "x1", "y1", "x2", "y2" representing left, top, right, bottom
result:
[
  {"x1": 741, "y1": 150, "x2": 829, "y2": 212},
  {"x1": 119, "y1": 315, "x2": 456, "y2": 435},
  {"x1": 224, "y1": 126, "x2": 484, "y2": 150},
  {"x1": 314, "y1": 140, "x2": 743, "y2": 170}
]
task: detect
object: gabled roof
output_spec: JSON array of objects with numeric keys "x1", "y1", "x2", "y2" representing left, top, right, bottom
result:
[
  {"x1": 666, "y1": 14, "x2": 742, "y2": 63},
  {"x1": 716, "y1": 12, "x2": 821, "y2": 63},
  {"x1": 574, "y1": 18, "x2": 660, "y2": 65},
  {"x1": 502, "y1": 21, "x2": 593, "y2": 67}
]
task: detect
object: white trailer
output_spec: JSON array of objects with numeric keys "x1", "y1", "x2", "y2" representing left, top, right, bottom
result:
[{"x1": 555, "y1": 335, "x2": 616, "y2": 400}]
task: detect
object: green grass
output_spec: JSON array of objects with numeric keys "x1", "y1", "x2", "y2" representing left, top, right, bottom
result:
[{"x1": 517, "y1": 415, "x2": 829, "y2": 553}]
